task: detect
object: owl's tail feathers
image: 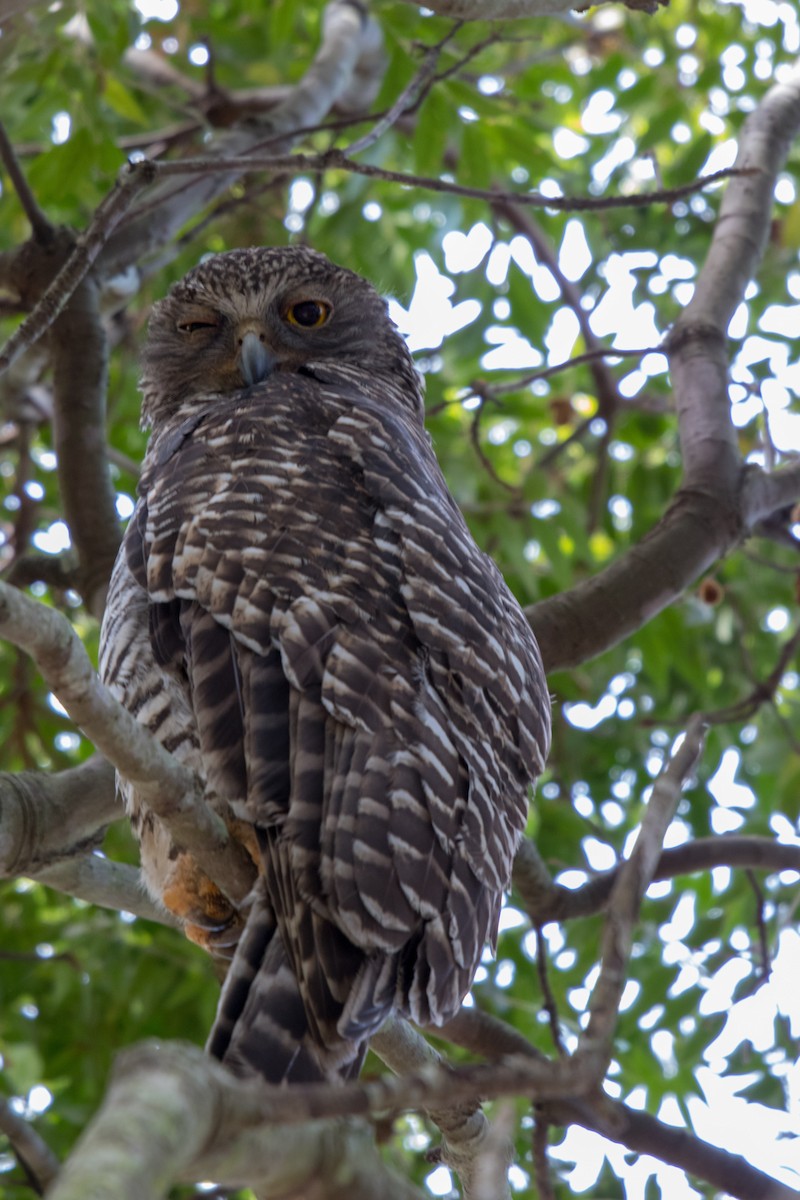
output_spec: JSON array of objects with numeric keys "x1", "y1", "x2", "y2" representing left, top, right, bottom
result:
[{"x1": 206, "y1": 885, "x2": 366, "y2": 1084}]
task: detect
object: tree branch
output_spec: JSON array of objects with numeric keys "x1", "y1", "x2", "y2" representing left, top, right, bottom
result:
[
  {"x1": 0, "y1": 162, "x2": 156, "y2": 378},
  {"x1": 527, "y1": 489, "x2": 744, "y2": 671},
  {"x1": 526, "y1": 62, "x2": 800, "y2": 671},
  {"x1": 490, "y1": 197, "x2": 622, "y2": 418},
  {"x1": 513, "y1": 834, "x2": 800, "y2": 925},
  {"x1": 0, "y1": 755, "x2": 117, "y2": 876},
  {"x1": 0, "y1": 1095, "x2": 59, "y2": 1194},
  {"x1": 577, "y1": 717, "x2": 706, "y2": 1080},
  {"x1": 399, "y1": 0, "x2": 638, "y2": 16},
  {"x1": 372, "y1": 1017, "x2": 510, "y2": 1200},
  {"x1": 46, "y1": 1040, "x2": 424, "y2": 1200},
  {"x1": 668, "y1": 61, "x2": 800, "y2": 500},
  {"x1": 34, "y1": 855, "x2": 178, "y2": 927},
  {"x1": 437, "y1": 1008, "x2": 800, "y2": 1200},
  {"x1": 150, "y1": 148, "x2": 751, "y2": 215},
  {"x1": 0, "y1": 120, "x2": 54, "y2": 245},
  {"x1": 50, "y1": 273, "x2": 121, "y2": 617},
  {"x1": 0, "y1": 581, "x2": 256, "y2": 907},
  {"x1": 97, "y1": 0, "x2": 377, "y2": 278}
]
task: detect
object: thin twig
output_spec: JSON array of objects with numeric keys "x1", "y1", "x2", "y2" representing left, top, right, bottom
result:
[
  {"x1": 468, "y1": 397, "x2": 521, "y2": 494},
  {"x1": 0, "y1": 121, "x2": 54, "y2": 244},
  {"x1": 490, "y1": 198, "x2": 622, "y2": 424},
  {"x1": 746, "y1": 868, "x2": 772, "y2": 987},
  {"x1": 534, "y1": 926, "x2": 566, "y2": 1057},
  {"x1": 481, "y1": 345, "x2": 655, "y2": 399},
  {"x1": 577, "y1": 717, "x2": 707, "y2": 1081},
  {"x1": 152, "y1": 149, "x2": 754, "y2": 213},
  {"x1": 345, "y1": 21, "x2": 464, "y2": 156},
  {"x1": 531, "y1": 1115, "x2": 556, "y2": 1200}
]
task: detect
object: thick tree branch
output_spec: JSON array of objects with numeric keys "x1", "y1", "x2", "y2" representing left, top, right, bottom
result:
[
  {"x1": 527, "y1": 490, "x2": 745, "y2": 670},
  {"x1": 668, "y1": 60, "x2": 800, "y2": 500},
  {"x1": 0, "y1": 755, "x2": 174, "y2": 924},
  {"x1": 0, "y1": 755, "x2": 117, "y2": 876},
  {"x1": 97, "y1": 0, "x2": 377, "y2": 278},
  {"x1": 34, "y1": 855, "x2": 177, "y2": 927},
  {"x1": 72, "y1": 1033, "x2": 793, "y2": 1200},
  {"x1": 526, "y1": 61, "x2": 800, "y2": 670},
  {"x1": 46, "y1": 1040, "x2": 423, "y2": 1200},
  {"x1": 513, "y1": 834, "x2": 800, "y2": 925},
  {"x1": 400, "y1": 0, "x2": 660, "y2": 20},
  {"x1": 0, "y1": 581, "x2": 256, "y2": 906},
  {"x1": 744, "y1": 459, "x2": 800, "y2": 524},
  {"x1": 50, "y1": 274, "x2": 121, "y2": 617}
]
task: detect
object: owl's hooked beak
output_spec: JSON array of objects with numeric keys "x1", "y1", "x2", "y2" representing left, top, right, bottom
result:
[{"x1": 238, "y1": 329, "x2": 275, "y2": 387}]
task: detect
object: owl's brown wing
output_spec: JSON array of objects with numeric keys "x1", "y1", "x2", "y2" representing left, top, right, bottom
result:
[{"x1": 115, "y1": 369, "x2": 549, "y2": 1081}]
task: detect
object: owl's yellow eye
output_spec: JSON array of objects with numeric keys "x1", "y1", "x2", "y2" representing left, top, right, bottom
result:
[{"x1": 284, "y1": 299, "x2": 332, "y2": 329}]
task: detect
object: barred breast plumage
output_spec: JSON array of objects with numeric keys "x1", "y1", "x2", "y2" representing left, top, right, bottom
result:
[{"x1": 99, "y1": 245, "x2": 550, "y2": 1083}]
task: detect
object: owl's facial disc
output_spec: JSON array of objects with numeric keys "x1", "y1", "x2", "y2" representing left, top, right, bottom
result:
[{"x1": 238, "y1": 327, "x2": 275, "y2": 386}]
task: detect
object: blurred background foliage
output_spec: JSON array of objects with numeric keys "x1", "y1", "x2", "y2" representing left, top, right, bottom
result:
[{"x1": 0, "y1": 1, "x2": 798, "y2": 1197}]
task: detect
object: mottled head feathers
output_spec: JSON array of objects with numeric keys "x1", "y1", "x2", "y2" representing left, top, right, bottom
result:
[{"x1": 140, "y1": 245, "x2": 421, "y2": 427}]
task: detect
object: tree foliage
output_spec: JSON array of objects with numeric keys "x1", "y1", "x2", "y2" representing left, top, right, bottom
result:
[{"x1": 0, "y1": 1, "x2": 799, "y2": 1198}]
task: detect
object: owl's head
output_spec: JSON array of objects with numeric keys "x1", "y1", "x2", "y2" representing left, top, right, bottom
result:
[{"x1": 140, "y1": 245, "x2": 421, "y2": 427}]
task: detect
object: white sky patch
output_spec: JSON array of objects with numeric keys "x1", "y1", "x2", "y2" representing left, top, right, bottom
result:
[
  {"x1": 591, "y1": 135, "x2": 636, "y2": 186},
  {"x1": 27, "y1": 1086, "x2": 53, "y2": 1115},
  {"x1": 32, "y1": 520, "x2": 71, "y2": 554},
  {"x1": 558, "y1": 219, "x2": 592, "y2": 281},
  {"x1": 509, "y1": 236, "x2": 560, "y2": 302},
  {"x1": 545, "y1": 307, "x2": 581, "y2": 364},
  {"x1": 389, "y1": 254, "x2": 480, "y2": 352},
  {"x1": 581, "y1": 88, "x2": 622, "y2": 135},
  {"x1": 485, "y1": 242, "x2": 511, "y2": 286},
  {"x1": 553, "y1": 127, "x2": 590, "y2": 159},
  {"x1": 583, "y1": 837, "x2": 617, "y2": 871},
  {"x1": 481, "y1": 329, "x2": 541, "y2": 371},
  {"x1": 759, "y1": 302, "x2": 800, "y2": 336},
  {"x1": 708, "y1": 748, "x2": 756, "y2": 809},
  {"x1": 116, "y1": 494, "x2": 135, "y2": 520},
  {"x1": 51, "y1": 112, "x2": 71, "y2": 145},
  {"x1": 134, "y1": 0, "x2": 178, "y2": 19},
  {"x1": 425, "y1": 1165, "x2": 453, "y2": 1196},
  {"x1": 564, "y1": 693, "x2": 617, "y2": 730},
  {"x1": 659, "y1": 892, "x2": 696, "y2": 943},
  {"x1": 589, "y1": 253, "x2": 661, "y2": 349},
  {"x1": 764, "y1": 606, "x2": 790, "y2": 632},
  {"x1": 188, "y1": 43, "x2": 209, "y2": 66},
  {"x1": 701, "y1": 138, "x2": 738, "y2": 175},
  {"x1": 497, "y1": 904, "x2": 526, "y2": 933},
  {"x1": 442, "y1": 222, "x2": 493, "y2": 273},
  {"x1": 775, "y1": 175, "x2": 796, "y2": 204},
  {"x1": 659, "y1": 253, "x2": 696, "y2": 281}
]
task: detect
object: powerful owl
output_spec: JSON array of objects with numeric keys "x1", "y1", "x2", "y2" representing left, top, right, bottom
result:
[{"x1": 100, "y1": 245, "x2": 551, "y2": 1083}]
